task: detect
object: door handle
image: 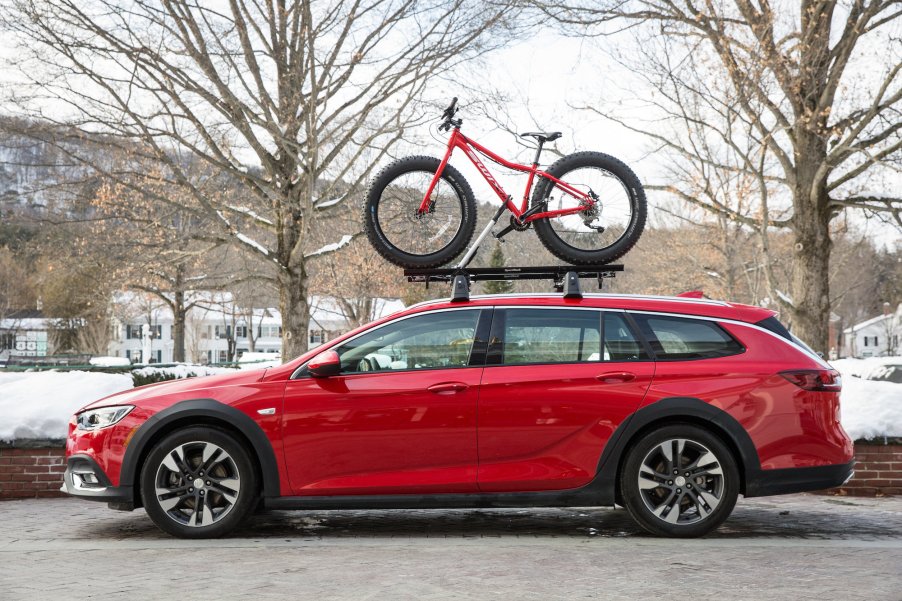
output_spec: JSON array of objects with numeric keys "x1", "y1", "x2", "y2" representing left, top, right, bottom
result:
[
  {"x1": 427, "y1": 382, "x2": 469, "y2": 394},
  {"x1": 596, "y1": 371, "x2": 636, "y2": 384}
]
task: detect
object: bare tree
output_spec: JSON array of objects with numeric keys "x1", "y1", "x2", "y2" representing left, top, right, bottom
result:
[
  {"x1": 532, "y1": 0, "x2": 902, "y2": 352},
  {"x1": 2, "y1": 0, "x2": 524, "y2": 359},
  {"x1": 311, "y1": 237, "x2": 403, "y2": 329}
]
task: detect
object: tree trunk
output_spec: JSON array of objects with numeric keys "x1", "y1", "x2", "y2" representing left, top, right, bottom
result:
[
  {"x1": 788, "y1": 215, "x2": 832, "y2": 355},
  {"x1": 172, "y1": 289, "x2": 186, "y2": 363},
  {"x1": 788, "y1": 131, "x2": 832, "y2": 355},
  {"x1": 279, "y1": 264, "x2": 309, "y2": 361}
]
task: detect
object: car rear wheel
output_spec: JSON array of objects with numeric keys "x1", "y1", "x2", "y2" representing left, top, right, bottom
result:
[
  {"x1": 140, "y1": 427, "x2": 258, "y2": 538},
  {"x1": 621, "y1": 424, "x2": 739, "y2": 537}
]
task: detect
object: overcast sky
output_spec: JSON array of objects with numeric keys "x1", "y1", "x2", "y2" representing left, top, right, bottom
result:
[{"x1": 0, "y1": 22, "x2": 898, "y2": 247}]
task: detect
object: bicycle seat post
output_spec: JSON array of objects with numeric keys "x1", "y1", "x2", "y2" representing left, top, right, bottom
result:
[{"x1": 532, "y1": 139, "x2": 545, "y2": 166}]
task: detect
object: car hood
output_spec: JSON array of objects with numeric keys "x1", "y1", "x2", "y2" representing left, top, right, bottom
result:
[{"x1": 79, "y1": 368, "x2": 270, "y2": 412}]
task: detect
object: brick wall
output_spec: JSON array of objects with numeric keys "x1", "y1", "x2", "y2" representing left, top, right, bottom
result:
[
  {"x1": 0, "y1": 444, "x2": 67, "y2": 500},
  {"x1": 1, "y1": 441, "x2": 900, "y2": 501},
  {"x1": 831, "y1": 443, "x2": 902, "y2": 497}
]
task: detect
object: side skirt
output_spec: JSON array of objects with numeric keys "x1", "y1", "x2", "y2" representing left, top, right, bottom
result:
[{"x1": 265, "y1": 477, "x2": 617, "y2": 511}]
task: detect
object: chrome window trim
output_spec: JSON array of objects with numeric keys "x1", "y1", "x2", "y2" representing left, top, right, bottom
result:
[
  {"x1": 486, "y1": 305, "x2": 828, "y2": 367},
  {"x1": 291, "y1": 303, "x2": 828, "y2": 379}
]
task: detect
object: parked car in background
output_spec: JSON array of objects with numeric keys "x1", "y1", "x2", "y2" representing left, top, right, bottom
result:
[{"x1": 62, "y1": 292, "x2": 854, "y2": 538}]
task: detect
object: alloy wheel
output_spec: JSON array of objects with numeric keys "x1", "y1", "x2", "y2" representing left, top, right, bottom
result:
[
  {"x1": 636, "y1": 438, "x2": 725, "y2": 525},
  {"x1": 153, "y1": 441, "x2": 241, "y2": 528}
]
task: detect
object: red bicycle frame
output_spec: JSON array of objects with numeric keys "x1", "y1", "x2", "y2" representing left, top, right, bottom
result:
[{"x1": 418, "y1": 128, "x2": 595, "y2": 221}]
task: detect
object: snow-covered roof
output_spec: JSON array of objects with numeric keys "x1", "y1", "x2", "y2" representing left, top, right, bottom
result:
[
  {"x1": 844, "y1": 310, "x2": 899, "y2": 334},
  {"x1": 0, "y1": 317, "x2": 50, "y2": 330}
]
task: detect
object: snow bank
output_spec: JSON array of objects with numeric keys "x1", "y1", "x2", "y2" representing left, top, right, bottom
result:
[
  {"x1": 131, "y1": 364, "x2": 236, "y2": 380},
  {"x1": 832, "y1": 357, "x2": 902, "y2": 440},
  {"x1": 1, "y1": 357, "x2": 898, "y2": 442},
  {"x1": 0, "y1": 371, "x2": 133, "y2": 441},
  {"x1": 89, "y1": 356, "x2": 131, "y2": 367},
  {"x1": 238, "y1": 352, "x2": 282, "y2": 370}
]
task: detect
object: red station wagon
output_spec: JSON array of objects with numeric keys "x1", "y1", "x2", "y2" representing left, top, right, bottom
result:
[{"x1": 62, "y1": 292, "x2": 855, "y2": 538}]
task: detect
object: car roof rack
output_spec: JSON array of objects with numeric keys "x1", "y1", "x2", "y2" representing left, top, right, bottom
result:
[{"x1": 404, "y1": 264, "x2": 624, "y2": 302}]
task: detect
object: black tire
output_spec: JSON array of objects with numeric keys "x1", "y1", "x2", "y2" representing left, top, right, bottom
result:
[
  {"x1": 140, "y1": 426, "x2": 258, "y2": 539},
  {"x1": 364, "y1": 155, "x2": 477, "y2": 268},
  {"x1": 620, "y1": 424, "x2": 739, "y2": 538},
  {"x1": 532, "y1": 151, "x2": 646, "y2": 264}
]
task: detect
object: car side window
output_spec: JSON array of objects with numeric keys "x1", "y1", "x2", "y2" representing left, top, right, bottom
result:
[
  {"x1": 603, "y1": 313, "x2": 649, "y2": 361},
  {"x1": 501, "y1": 309, "x2": 601, "y2": 365},
  {"x1": 334, "y1": 310, "x2": 480, "y2": 373},
  {"x1": 631, "y1": 314, "x2": 744, "y2": 360}
]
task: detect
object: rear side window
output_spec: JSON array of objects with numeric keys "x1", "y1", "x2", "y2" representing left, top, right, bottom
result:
[
  {"x1": 631, "y1": 314, "x2": 744, "y2": 360},
  {"x1": 603, "y1": 313, "x2": 649, "y2": 361},
  {"x1": 501, "y1": 309, "x2": 600, "y2": 364}
]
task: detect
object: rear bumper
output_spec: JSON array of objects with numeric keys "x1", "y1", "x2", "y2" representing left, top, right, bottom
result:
[
  {"x1": 745, "y1": 461, "x2": 855, "y2": 497},
  {"x1": 61, "y1": 454, "x2": 134, "y2": 510}
]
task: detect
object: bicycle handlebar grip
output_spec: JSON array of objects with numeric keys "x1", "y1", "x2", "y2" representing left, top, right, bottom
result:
[{"x1": 443, "y1": 97, "x2": 458, "y2": 119}]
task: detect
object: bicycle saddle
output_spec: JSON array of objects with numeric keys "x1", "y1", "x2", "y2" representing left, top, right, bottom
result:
[{"x1": 519, "y1": 131, "x2": 562, "y2": 142}]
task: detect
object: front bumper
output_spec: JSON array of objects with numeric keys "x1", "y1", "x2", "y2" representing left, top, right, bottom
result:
[
  {"x1": 745, "y1": 460, "x2": 855, "y2": 497},
  {"x1": 61, "y1": 454, "x2": 135, "y2": 510}
]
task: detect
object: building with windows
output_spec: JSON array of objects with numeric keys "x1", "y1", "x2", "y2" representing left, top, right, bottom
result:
[
  {"x1": 0, "y1": 310, "x2": 51, "y2": 364},
  {"x1": 842, "y1": 303, "x2": 902, "y2": 358},
  {"x1": 107, "y1": 295, "x2": 405, "y2": 364}
]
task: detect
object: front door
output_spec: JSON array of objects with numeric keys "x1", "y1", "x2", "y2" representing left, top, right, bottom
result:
[
  {"x1": 281, "y1": 308, "x2": 490, "y2": 496},
  {"x1": 477, "y1": 308, "x2": 655, "y2": 492}
]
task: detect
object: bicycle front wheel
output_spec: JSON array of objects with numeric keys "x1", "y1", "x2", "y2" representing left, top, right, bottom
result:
[
  {"x1": 364, "y1": 155, "x2": 477, "y2": 268},
  {"x1": 532, "y1": 152, "x2": 646, "y2": 265}
]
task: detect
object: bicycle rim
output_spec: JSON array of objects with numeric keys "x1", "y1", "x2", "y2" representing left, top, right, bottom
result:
[
  {"x1": 374, "y1": 170, "x2": 467, "y2": 258},
  {"x1": 544, "y1": 166, "x2": 635, "y2": 252}
]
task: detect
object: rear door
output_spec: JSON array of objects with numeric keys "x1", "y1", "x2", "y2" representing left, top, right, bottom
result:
[{"x1": 476, "y1": 308, "x2": 655, "y2": 492}]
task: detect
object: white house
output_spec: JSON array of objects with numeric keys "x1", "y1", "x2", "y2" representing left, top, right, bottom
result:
[
  {"x1": 107, "y1": 294, "x2": 405, "y2": 364},
  {"x1": 843, "y1": 303, "x2": 902, "y2": 358}
]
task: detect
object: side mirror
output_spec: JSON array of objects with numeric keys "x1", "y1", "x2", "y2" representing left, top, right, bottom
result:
[{"x1": 308, "y1": 350, "x2": 341, "y2": 378}]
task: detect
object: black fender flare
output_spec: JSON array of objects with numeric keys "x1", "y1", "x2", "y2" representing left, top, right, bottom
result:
[
  {"x1": 595, "y1": 397, "x2": 762, "y2": 497},
  {"x1": 120, "y1": 399, "x2": 281, "y2": 500}
]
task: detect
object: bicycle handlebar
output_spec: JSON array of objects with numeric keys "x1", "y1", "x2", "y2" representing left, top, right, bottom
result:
[
  {"x1": 439, "y1": 97, "x2": 461, "y2": 131},
  {"x1": 442, "y1": 97, "x2": 458, "y2": 119}
]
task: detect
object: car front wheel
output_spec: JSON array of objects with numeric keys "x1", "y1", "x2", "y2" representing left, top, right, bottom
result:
[
  {"x1": 621, "y1": 424, "x2": 739, "y2": 537},
  {"x1": 140, "y1": 427, "x2": 258, "y2": 538}
]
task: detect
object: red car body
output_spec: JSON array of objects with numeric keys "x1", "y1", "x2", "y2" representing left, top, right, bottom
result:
[{"x1": 63, "y1": 293, "x2": 854, "y2": 518}]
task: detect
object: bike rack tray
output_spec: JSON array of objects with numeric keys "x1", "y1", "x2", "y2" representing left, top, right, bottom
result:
[{"x1": 404, "y1": 264, "x2": 624, "y2": 302}]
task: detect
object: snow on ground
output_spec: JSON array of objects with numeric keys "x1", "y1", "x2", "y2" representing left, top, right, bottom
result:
[
  {"x1": 238, "y1": 352, "x2": 282, "y2": 369},
  {"x1": 832, "y1": 357, "x2": 902, "y2": 440},
  {"x1": 0, "y1": 371, "x2": 133, "y2": 441},
  {"x1": 1, "y1": 357, "x2": 899, "y2": 442},
  {"x1": 131, "y1": 364, "x2": 237, "y2": 380}
]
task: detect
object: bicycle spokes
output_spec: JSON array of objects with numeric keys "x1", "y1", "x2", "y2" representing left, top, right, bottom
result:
[
  {"x1": 544, "y1": 166, "x2": 633, "y2": 251},
  {"x1": 374, "y1": 170, "x2": 467, "y2": 257}
]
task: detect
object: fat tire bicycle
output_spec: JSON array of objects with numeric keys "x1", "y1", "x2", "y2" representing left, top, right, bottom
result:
[{"x1": 364, "y1": 97, "x2": 647, "y2": 269}]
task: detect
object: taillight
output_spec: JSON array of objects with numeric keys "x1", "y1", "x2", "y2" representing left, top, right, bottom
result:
[{"x1": 779, "y1": 369, "x2": 842, "y2": 392}]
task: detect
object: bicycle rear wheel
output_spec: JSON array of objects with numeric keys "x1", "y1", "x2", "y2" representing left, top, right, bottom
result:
[
  {"x1": 364, "y1": 155, "x2": 477, "y2": 268},
  {"x1": 532, "y1": 151, "x2": 646, "y2": 265}
]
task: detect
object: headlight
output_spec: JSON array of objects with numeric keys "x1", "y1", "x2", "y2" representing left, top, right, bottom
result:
[{"x1": 76, "y1": 406, "x2": 135, "y2": 431}]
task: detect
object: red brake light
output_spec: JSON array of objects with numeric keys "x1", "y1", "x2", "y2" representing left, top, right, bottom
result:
[{"x1": 779, "y1": 369, "x2": 842, "y2": 392}]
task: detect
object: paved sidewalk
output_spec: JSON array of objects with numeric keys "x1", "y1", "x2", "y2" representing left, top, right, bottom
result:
[{"x1": 1, "y1": 494, "x2": 900, "y2": 600}]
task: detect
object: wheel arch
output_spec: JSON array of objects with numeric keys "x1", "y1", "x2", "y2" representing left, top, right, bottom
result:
[
  {"x1": 597, "y1": 397, "x2": 761, "y2": 502},
  {"x1": 120, "y1": 399, "x2": 281, "y2": 507}
]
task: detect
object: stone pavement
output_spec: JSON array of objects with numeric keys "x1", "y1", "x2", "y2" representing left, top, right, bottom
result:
[{"x1": 1, "y1": 494, "x2": 900, "y2": 601}]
